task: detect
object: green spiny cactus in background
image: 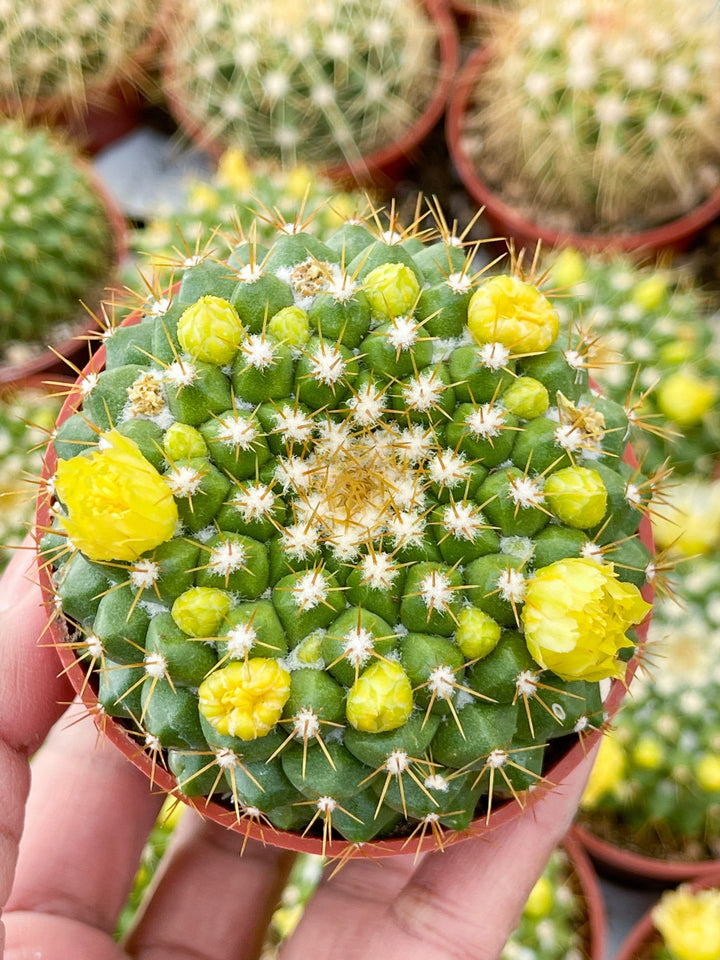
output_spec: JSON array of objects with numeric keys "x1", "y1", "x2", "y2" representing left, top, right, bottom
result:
[
  {"x1": 463, "y1": 0, "x2": 720, "y2": 234},
  {"x1": 127, "y1": 147, "x2": 371, "y2": 295},
  {"x1": 0, "y1": 383, "x2": 62, "y2": 571},
  {"x1": 652, "y1": 885, "x2": 720, "y2": 960},
  {"x1": 40, "y1": 207, "x2": 654, "y2": 851},
  {"x1": 546, "y1": 249, "x2": 720, "y2": 476},
  {"x1": 163, "y1": 0, "x2": 441, "y2": 169},
  {"x1": 0, "y1": 122, "x2": 117, "y2": 368},
  {"x1": 581, "y1": 553, "x2": 720, "y2": 862},
  {"x1": 0, "y1": 0, "x2": 163, "y2": 115}
]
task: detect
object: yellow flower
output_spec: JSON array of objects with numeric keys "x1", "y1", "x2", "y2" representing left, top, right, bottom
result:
[
  {"x1": 188, "y1": 182, "x2": 220, "y2": 213},
  {"x1": 524, "y1": 875, "x2": 554, "y2": 919},
  {"x1": 216, "y1": 148, "x2": 254, "y2": 193},
  {"x1": 171, "y1": 586, "x2": 231, "y2": 638},
  {"x1": 581, "y1": 732, "x2": 626, "y2": 809},
  {"x1": 54, "y1": 431, "x2": 178, "y2": 562},
  {"x1": 285, "y1": 164, "x2": 315, "y2": 199},
  {"x1": 468, "y1": 275, "x2": 559, "y2": 354},
  {"x1": 632, "y1": 736, "x2": 664, "y2": 770},
  {"x1": 550, "y1": 248, "x2": 586, "y2": 288},
  {"x1": 521, "y1": 558, "x2": 651, "y2": 682},
  {"x1": 651, "y1": 478, "x2": 720, "y2": 558},
  {"x1": 657, "y1": 369, "x2": 718, "y2": 427},
  {"x1": 631, "y1": 274, "x2": 669, "y2": 312},
  {"x1": 653, "y1": 886, "x2": 720, "y2": 960},
  {"x1": 198, "y1": 658, "x2": 291, "y2": 740},
  {"x1": 346, "y1": 660, "x2": 413, "y2": 733},
  {"x1": 696, "y1": 754, "x2": 720, "y2": 792}
]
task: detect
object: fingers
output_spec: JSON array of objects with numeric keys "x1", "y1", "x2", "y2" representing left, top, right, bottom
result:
[
  {"x1": 5, "y1": 705, "x2": 163, "y2": 933},
  {"x1": 4, "y1": 912, "x2": 131, "y2": 960},
  {"x1": 124, "y1": 816, "x2": 295, "y2": 960}
]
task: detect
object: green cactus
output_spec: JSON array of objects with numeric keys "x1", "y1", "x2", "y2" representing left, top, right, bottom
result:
[
  {"x1": 0, "y1": 0, "x2": 162, "y2": 115},
  {"x1": 41, "y1": 207, "x2": 654, "y2": 850},
  {"x1": 163, "y1": 0, "x2": 443, "y2": 169},
  {"x1": 462, "y1": 0, "x2": 720, "y2": 234},
  {"x1": 547, "y1": 249, "x2": 720, "y2": 476},
  {"x1": 0, "y1": 121, "x2": 117, "y2": 368},
  {"x1": 581, "y1": 555, "x2": 720, "y2": 862}
]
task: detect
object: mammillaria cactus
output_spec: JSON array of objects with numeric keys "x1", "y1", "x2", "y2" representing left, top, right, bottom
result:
[
  {"x1": 548, "y1": 249, "x2": 720, "y2": 475},
  {"x1": 0, "y1": 0, "x2": 164, "y2": 119},
  {"x1": 38, "y1": 209, "x2": 654, "y2": 853},
  {"x1": 162, "y1": 0, "x2": 454, "y2": 175},
  {"x1": 0, "y1": 121, "x2": 120, "y2": 379},
  {"x1": 581, "y1": 555, "x2": 720, "y2": 864},
  {"x1": 458, "y1": 0, "x2": 720, "y2": 235}
]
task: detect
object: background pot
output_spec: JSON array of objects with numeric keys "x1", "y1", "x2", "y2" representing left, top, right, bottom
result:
[{"x1": 564, "y1": 831, "x2": 607, "y2": 960}]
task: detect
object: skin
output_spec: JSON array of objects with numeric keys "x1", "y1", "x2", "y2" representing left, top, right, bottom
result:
[{"x1": 0, "y1": 540, "x2": 595, "y2": 960}]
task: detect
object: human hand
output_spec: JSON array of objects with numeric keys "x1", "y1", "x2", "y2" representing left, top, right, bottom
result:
[{"x1": 0, "y1": 540, "x2": 595, "y2": 960}]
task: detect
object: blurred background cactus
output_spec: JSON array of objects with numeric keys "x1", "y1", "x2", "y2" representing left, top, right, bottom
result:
[
  {"x1": 580, "y1": 554, "x2": 720, "y2": 864},
  {"x1": 651, "y1": 885, "x2": 720, "y2": 960},
  {"x1": 547, "y1": 249, "x2": 720, "y2": 475},
  {"x1": 460, "y1": 0, "x2": 720, "y2": 235},
  {"x1": 0, "y1": 121, "x2": 120, "y2": 379},
  {"x1": 162, "y1": 0, "x2": 448, "y2": 173}
]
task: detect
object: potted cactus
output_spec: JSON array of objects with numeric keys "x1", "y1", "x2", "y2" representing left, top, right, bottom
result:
[
  {"x1": 0, "y1": 120, "x2": 126, "y2": 385},
  {"x1": 36, "y1": 207, "x2": 654, "y2": 858},
  {"x1": 0, "y1": 0, "x2": 170, "y2": 151},
  {"x1": 545, "y1": 249, "x2": 720, "y2": 476},
  {"x1": 615, "y1": 880, "x2": 720, "y2": 960},
  {"x1": 161, "y1": 0, "x2": 458, "y2": 184},
  {"x1": 446, "y1": 0, "x2": 720, "y2": 253}
]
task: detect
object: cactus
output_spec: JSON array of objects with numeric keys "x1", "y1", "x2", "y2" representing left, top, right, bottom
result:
[
  {"x1": 652, "y1": 885, "x2": 720, "y2": 960},
  {"x1": 0, "y1": 121, "x2": 117, "y2": 369},
  {"x1": 163, "y1": 0, "x2": 443, "y2": 169},
  {"x1": 40, "y1": 207, "x2": 654, "y2": 852},
  {"x1": 547, "y1": 249, "x2": 720, "y2": 476},
  {"x1": 0, "y1": 0, "x2": 163, "y2": 116},
  {"x1": 581, "y1": 552, "x2": 720, "y2": 863},
  {"x1": 462, "y1": 0, "x2": 720, "y2": 234},
  {"x1": 0, "y1": 382, "x2": 62, "y2": 571}
]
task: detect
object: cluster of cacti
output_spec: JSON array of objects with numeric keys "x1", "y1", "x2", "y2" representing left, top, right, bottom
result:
[
  {"x1": 163, "y1": 0, "x2": 441, "y2": 169},
  {"x1": 547, "y1": 249, "x2": 720, "y2": 475},
  {"x1": 0, "y1": 121, "x2": 117, "y2": 369},
  {"x1": 0, "y1": 0, "x2": 162, "y2": 115},
  {"x1": 581, "y1": 555, "x2": 720, "y2": 862},
  {"x1": 462, "y1": 0, "x2": 720, "y2": 233},
  {"x1": 128, "y1": 148, "x2": 370, "y2": 294},
  {"x1": 651, "y1": 885, "x2": 720, "y2": 960},
  {"x1": 0, "y1": 383, "x2": 62, "y2": 571},
  {"x1": 39, "y1": 209, "x2": 654, "y2": 849}
]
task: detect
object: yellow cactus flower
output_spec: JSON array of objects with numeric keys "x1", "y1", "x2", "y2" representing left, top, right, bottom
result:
[
  {"x1": 188, "y1": 182, "x2": 221, "y2": 213},
  {"x1": 631, "y1": 274, "x2": 669, "y2": 312},
  {"x1": 521, "y1": 558, "x2": 651, "y2": 682},
  {"x1": 652, "y1": 886, "x2": 720, "y2": 960},
  {"x1": 216, "y1": 148, "x2": 254, "y2": 192},
  {"x1": 468, "y1": 275, "x2": 559, "y2": 354},
  {"x1": 696, "y1": 754, "x2": 720, "y2": 792},
  {"x1": 285, "y1": 164, "x2": 316, "y2": 199},
  {"x1": 177, "y1": 295, "x2": 244, "y2": 365},
  {"x1": 346, "y1": 660, "x2": 413, "y2": 733},
  {"x1": 651, "y1": 478, "x2": 720, "y2": 558},
  {"x1": 657, "y1": 369, "x2": 718, "y2": 428},
  {"x1": 198, "y1": 658, "x2": 291, "y2": 740},
  {"x1": 581, "y1": 732, "x2": 626, "y2": 809},
  {"x1": 524, "y1": 875, "x2": 554, "y2": 919},
  {"x1": 54, "y1": 430, "x2": 178, "y2": 562},
  {"x1": 550, "y1": 248, "x2": 586, "y2": 288},
  {"x1": 632, "y1": 736, "x2": 664, "y2": 770},
  {"x1": 171, "y1": 586, "x2": 231, "y2": 638}
]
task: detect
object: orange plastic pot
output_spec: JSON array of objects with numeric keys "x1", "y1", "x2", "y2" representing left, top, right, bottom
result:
[
  {"x1": 563, "y1": 831, "x2": 607, "y2": 960},
  {"x1": 446, "y1": 47, "x2": 720, "y2": 256}
]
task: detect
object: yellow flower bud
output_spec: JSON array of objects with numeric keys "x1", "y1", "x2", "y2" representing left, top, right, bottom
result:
[
  {"x1": 188, "y1": 182, "x2": 220, "y2": 213},
  {"x1": 285, "y1": 164, "x2": 315, "y2": 199},
  {"x1": 346, "y1": 660, "x2": 413, "y2": 733},
  {"x1": 364, "y1": 263, "x2": 421, "y2": 321},
  {"x1": 216, "y1": 148, "x2": 254, "y2": 192},
  {"x1": 631, "y1": 274, "x2": 669, "y2": 312},
  {"x1": 651, "y1": 478, "x2": 720, "y2": 558},
  {"x1": 525, "y1": 875, "x2": 554, "y2": 919},
  {"x1": 162, "y1": 422, "x2": 208, "y2": 461},
  {"x1": 657, "y1": 370, "x2": 718, "y2": 428},
  {"x1": 550, "y1": 248, "x2": 586, "y2": 288},
  {"x1": 268, "y1": 305, "x2": 310, "y2": 346},
  {"x1": 521, "y1": 558, "x2": 651, "y2": 682},
  {"x1": 696, "y1": 754, "x2": 720, "y2": 792},
  {"x1": 632, "y1": 736, "x2": 664, "y2": 770},
  {"x1": 581, "y1": 732, "x2": 626, "y2": 809},
  {"x1": 544, "y1": 466, "x2": 608, "y2": 529},
  {"x1": 177, "y1": 295, "x2": 244, "y2": 365},
  {"x1": 198, "y1": 658, "x2": 291, "y2": 739},
  {"x1": 652, "y1": 886, "x2": 720, "y2": 960},
  {"x1": 501, "y1": 376, "x2": 549, "y2": 419},
  {"x1": 455, "y1": 606, "x2": 502, "y2": 659},
  {"x1": 54, "y1": 430, "x2": 178, "y2": 562},
  {"x1": 468, "y1": 275, "x2": 559, "y2": 354},
  {"x1": 172, "y1": 586, "x2": 231, "y2": 637}
]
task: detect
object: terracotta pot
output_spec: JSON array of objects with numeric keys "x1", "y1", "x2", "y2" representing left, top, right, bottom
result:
[
  {"x1": 570, "y1": 823, "x2": 720, "y2": 890},
  {"x1": 0, "y1": 161, "x2": 128, "y2": 389},
  {"x1": 35, "y1": 311, "x2": 652, "y2": 859},
  {"x1": 162, "y1": 0, "x2": 459, "y2": 188},
  {"x1": 614, "y1": 872, "x2": 720, "y2": 960},
  {"x1": 446, "y1": 47, "x2": 720, "y2": 256},
  {"x1": 563, "y1": 832, "x2": 607, "y2": 960}
]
